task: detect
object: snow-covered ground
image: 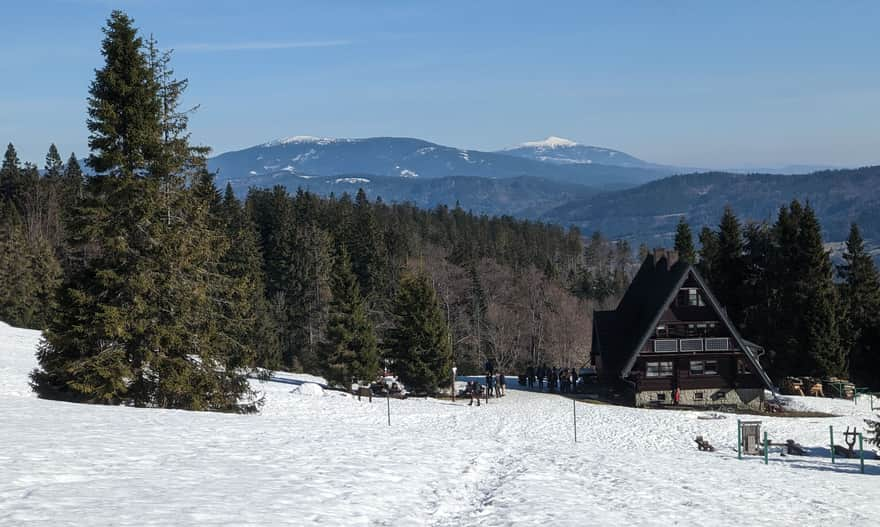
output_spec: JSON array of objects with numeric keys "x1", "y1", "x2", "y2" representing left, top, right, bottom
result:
[{"x1": 1, "y1": 321, "x2": 878, "y2": 526}]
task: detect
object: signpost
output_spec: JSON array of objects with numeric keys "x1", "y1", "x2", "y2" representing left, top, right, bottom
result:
[
  {"x1": 830, "y1": 425, "x2": 835, "y2": 464},
  {"x1": 452, "y1": 366, "x2": 457, "y2": 402}
]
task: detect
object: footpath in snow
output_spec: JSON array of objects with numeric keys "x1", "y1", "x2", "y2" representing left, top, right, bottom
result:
[{"x1": 1, "y1": 321, "x2": 879, "y2": 526}]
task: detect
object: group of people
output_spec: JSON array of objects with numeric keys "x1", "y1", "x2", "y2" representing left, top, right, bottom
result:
[
  {"x1": 522, "y1": 365, "x2": 580, "y2": 394},
  {"x1": 465, "y1": 362, "x2": 507, "y2": 406}
]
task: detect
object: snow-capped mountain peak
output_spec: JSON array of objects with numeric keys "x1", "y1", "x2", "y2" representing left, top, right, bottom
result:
[
  {"x1": 518, "y1": 136, "x2": 579, "y2": 149},
  {"x1": 262, "y1": 135, "x2": 340, "y2": 147}
]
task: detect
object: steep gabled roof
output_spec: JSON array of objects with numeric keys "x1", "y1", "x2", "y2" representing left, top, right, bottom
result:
[{"x1": 594, "y1": 251, "x2": 775, "y2": 391}]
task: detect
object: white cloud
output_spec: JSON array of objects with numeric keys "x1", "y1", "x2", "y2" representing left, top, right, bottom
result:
[{"x1": 172, "y1": 40, "x2": 351, "y2": 53}]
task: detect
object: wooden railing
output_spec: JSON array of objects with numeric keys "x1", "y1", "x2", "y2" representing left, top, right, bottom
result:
[{"x1": 643, "y1": 337, "x2": 736, "y2": 353}]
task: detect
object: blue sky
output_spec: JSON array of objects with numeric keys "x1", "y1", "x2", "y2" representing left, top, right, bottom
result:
[{"x1": 2, "y1": 0, "x2": 880, "y2": 169}]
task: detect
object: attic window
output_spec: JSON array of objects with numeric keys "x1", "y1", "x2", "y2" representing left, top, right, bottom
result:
[{"x1": 678, "y1": 288, "x2": 706, "y2": 307}]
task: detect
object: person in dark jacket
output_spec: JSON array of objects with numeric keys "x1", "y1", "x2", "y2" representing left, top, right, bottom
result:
[
  {"x1": 467, "y1": 381, "x2": 481, "y2": 406},
  {"x1": 485, "y1": 372, "x2": 495, "y2": 398},
  {"x1": 526, "y1": 366, "x2": 535, "y2": 389},
  {"x1": 537, "y1": 365, "x2": 545, "y2": 391}
]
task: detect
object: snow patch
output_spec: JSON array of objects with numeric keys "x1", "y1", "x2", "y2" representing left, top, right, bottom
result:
[
  {"x1": 400, "y1": 169, "x2": 419, "y2": 178},
  {"x1": 292, "y1": 382, "x2": 324, "y2": 397},
  {"x1": 335, "y1": 177, "x2": 371, "y2": 184},
  {"x1": 518, "y1": 136, "x2": 578, "y2": 149}
]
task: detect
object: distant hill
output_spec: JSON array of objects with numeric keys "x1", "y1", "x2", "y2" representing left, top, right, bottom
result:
[
  {"x1": 208, "y1": 135, "x2": 669, "y2": 189},
  {"x1": 499, "y1": 136, "x2": 672, "y2": 171},
  {"x1": 219, "y1": 172, "x2": 596, "y2": 218},
  {"x1": 542, "y1": 167, "x2": 880, "y2": 244}
]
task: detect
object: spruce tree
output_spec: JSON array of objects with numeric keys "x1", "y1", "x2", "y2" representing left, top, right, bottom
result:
[
  {"x1": 62, "y1": 153, "x2": 84, "y2": 204},
  {"x1": 33, "y1": 11, "x2": 257, "y2": 410},
  {"x1": 838, "y1": 223, "x2": 880, "y2": 385},
  {"x1": 715, "y1": 206, "x2": 745, "y2": 322},
  {"x1": 320, "y1": 247, "x2": 379, "y2": 387},
  {"x1": 1, "y1": 143, "x2": 21, "y2": 205},
  {"x1": 674, "y1": 217, "x2": 696, "y2": 264},
  {"x1": 386, "y1": 270, "x2": 453, "y2": 394},
  {"x1": 44, "y1": 144, "x2": 63, "y2": 180},
  {"x1": 348, "y1": 188, "x2": 388, "y2": 299},
  {"x1": 697, "y1": 226, "x2": 719, "y2": 285},
  {"x1": 798, "y1": 204, "x2": 844, "y2": 377}
]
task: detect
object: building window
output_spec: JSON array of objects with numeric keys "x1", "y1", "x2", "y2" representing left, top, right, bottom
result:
[
  {"x1": 678, "y1": 288, "x2": 706, "y2": 307},
  {"x1": 656, "y1": 325, "x2": 668, "y2": 338},
  {"x1": 647, "y1": 361, "x2": 674, "y2": 377},
  {"x1": 690, "y1": 360, "x2": 719, "y2": 376},
  {"x1": 656, "y1": 393, "x2": 666, "y2": 401},
  {"x1": 694, "y1": 392, "x2": 704, "y2": 401},
  {"x1": 705, "y1": 360, "x2": 718, "y2": 375}
]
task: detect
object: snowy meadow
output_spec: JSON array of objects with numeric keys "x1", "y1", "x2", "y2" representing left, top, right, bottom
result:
[{"x1": 1, "y1": 321, "x2": 878, "y2": 526}]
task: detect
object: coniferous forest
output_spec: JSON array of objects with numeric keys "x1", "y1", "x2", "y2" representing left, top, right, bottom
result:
[
  {"x1": 2, "y1": 11, "x2": 879, "y2": 414},
  {"x1": 0, "y1": 11, "x2": 621, "y2": 409}
]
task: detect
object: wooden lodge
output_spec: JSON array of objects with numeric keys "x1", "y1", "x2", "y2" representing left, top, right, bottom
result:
[{"x1": 591, "y1": 249, "x2": 774, "y2": 409}]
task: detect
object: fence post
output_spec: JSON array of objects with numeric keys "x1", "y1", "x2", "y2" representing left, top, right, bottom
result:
[
  {"x1": 737, "y1": 419, "x2": 742, "y2": 460},
  {"x1": 763, "y1": 431, "x2": 768, "y2": 465},
  {"x1": 573, "y1": 398, "x2": 578, "y2": 443},
  {"x1": 830, "y1": 425, "x2": 835, "y2": 464},
  {"x1": 387, "y1": 392, "x2": 391, "y2": 427},
  {"x1": 859, "y1": 433, "x2": 865, "y2": 474}
]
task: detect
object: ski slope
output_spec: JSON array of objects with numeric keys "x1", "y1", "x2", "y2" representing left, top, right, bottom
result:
[{"x1": 1, "y1": 321, "x2": 878, "y2": 526}]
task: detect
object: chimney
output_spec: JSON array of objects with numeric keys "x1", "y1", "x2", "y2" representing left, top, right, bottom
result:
[
  {"x1": 652, "y1": 248, "x2": 667, "y2": 270},
  {"x1": 667, "y1": 250, "x2": 679, "y2": 267}
]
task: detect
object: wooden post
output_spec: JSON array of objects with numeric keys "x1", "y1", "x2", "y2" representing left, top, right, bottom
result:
[
  {"x1": 859, "y1": 433, "x2": 865, "y2": 474},
  {"x1": 386, "y1": 392, "x2": 391, "y2": 427},
  {"x1": 737, "y1": 419, "x2": 742, "y2": 460},
  {"x1": 830, "y1": 425, "x2": 835, "y2": 464},
  {"x1": 763, "y1": 431, "x2": 768, "y2": 465},
  {"x1": 573, "y1": 398, "x2": 578, "y2": 443}
]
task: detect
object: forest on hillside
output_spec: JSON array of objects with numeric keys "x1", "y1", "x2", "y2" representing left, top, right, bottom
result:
[
  {"x1": 677, "y1": 206, "x2": 880, "y2": 388},
  {"x1": 0, "y1": 11, "x2": 633, "y2": 410}
]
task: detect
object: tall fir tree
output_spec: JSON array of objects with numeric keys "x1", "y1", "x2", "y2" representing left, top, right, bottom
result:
[
  {"x1": 697, "y1": 226, "x2": 719, "y2": 286},
  {"x1": 348, "y1": 188, "x2": 388, "y2": 300},
  {"x1": 1, "y1": 143, "x2": 22, "y2": 206},
  {"x1": 714, "y1": 206, "x2": 745, "y2": 323},
  {"x1": 62, "y1": 153, "x2": 84, "y2": 204},
  {"x1": 44, "y1": 144, "x2": 63, "y2": 180},
  {"x1": 386, "y1": 270, "x2": 453, "y2": 394},
  {"x1": 673, "y1": 217, "x2": 696, "y2": 264},
  {"x1": 33, "y1": 11, "x2": 257, "y2": 410},
  {"x1": 320, "y1": 247, "x2": 380, "y2": 386},
  {"x1": 767, "y1": 201, "x2": 844, "y2": 378},
  {"x1": 838, "y1": 223, "x2": 880, "y2": 386}
]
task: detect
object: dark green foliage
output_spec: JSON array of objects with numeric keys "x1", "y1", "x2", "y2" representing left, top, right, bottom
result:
[
  {"x1": 714, "y1": 206, "x2": 745, "y2": 322},
  {"x1": 697, "y1": 226, "x2": 719, "y2": 285},
  {"x1": 86, "y1": 11, "x2": 161, "y2": 177},
  {"x1": 320, "y1": 247, "x2": 379, "y2": 386},
  {"x1": 674, "y1": 217, "x2": 696, "y2": 264},
  {"x1": 1, "y1": 143, "x2": 21, "y2": 203},
  {"x1": 385, "y1": 270, "x2": 453, "y2": 394},
  {"x1": 31, "y1": 11, "x2": 257, "y2": 411},
  {"x1": 0, "y1": 214, "x2": 61, "y2": 328},
  {"x1": 703, "y1": 201, "x2": 845, "y2": 380},
  {"x1": 44, "y1": 145, "x2": 63, "y2": 180},
  {"x1": 838, "y1": 224, "x2": 880, "y2": 387}
]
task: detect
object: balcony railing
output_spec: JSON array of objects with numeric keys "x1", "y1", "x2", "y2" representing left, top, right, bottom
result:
[{"x1": 647, "y1": 337, "x2": 734, "y2": 353}]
